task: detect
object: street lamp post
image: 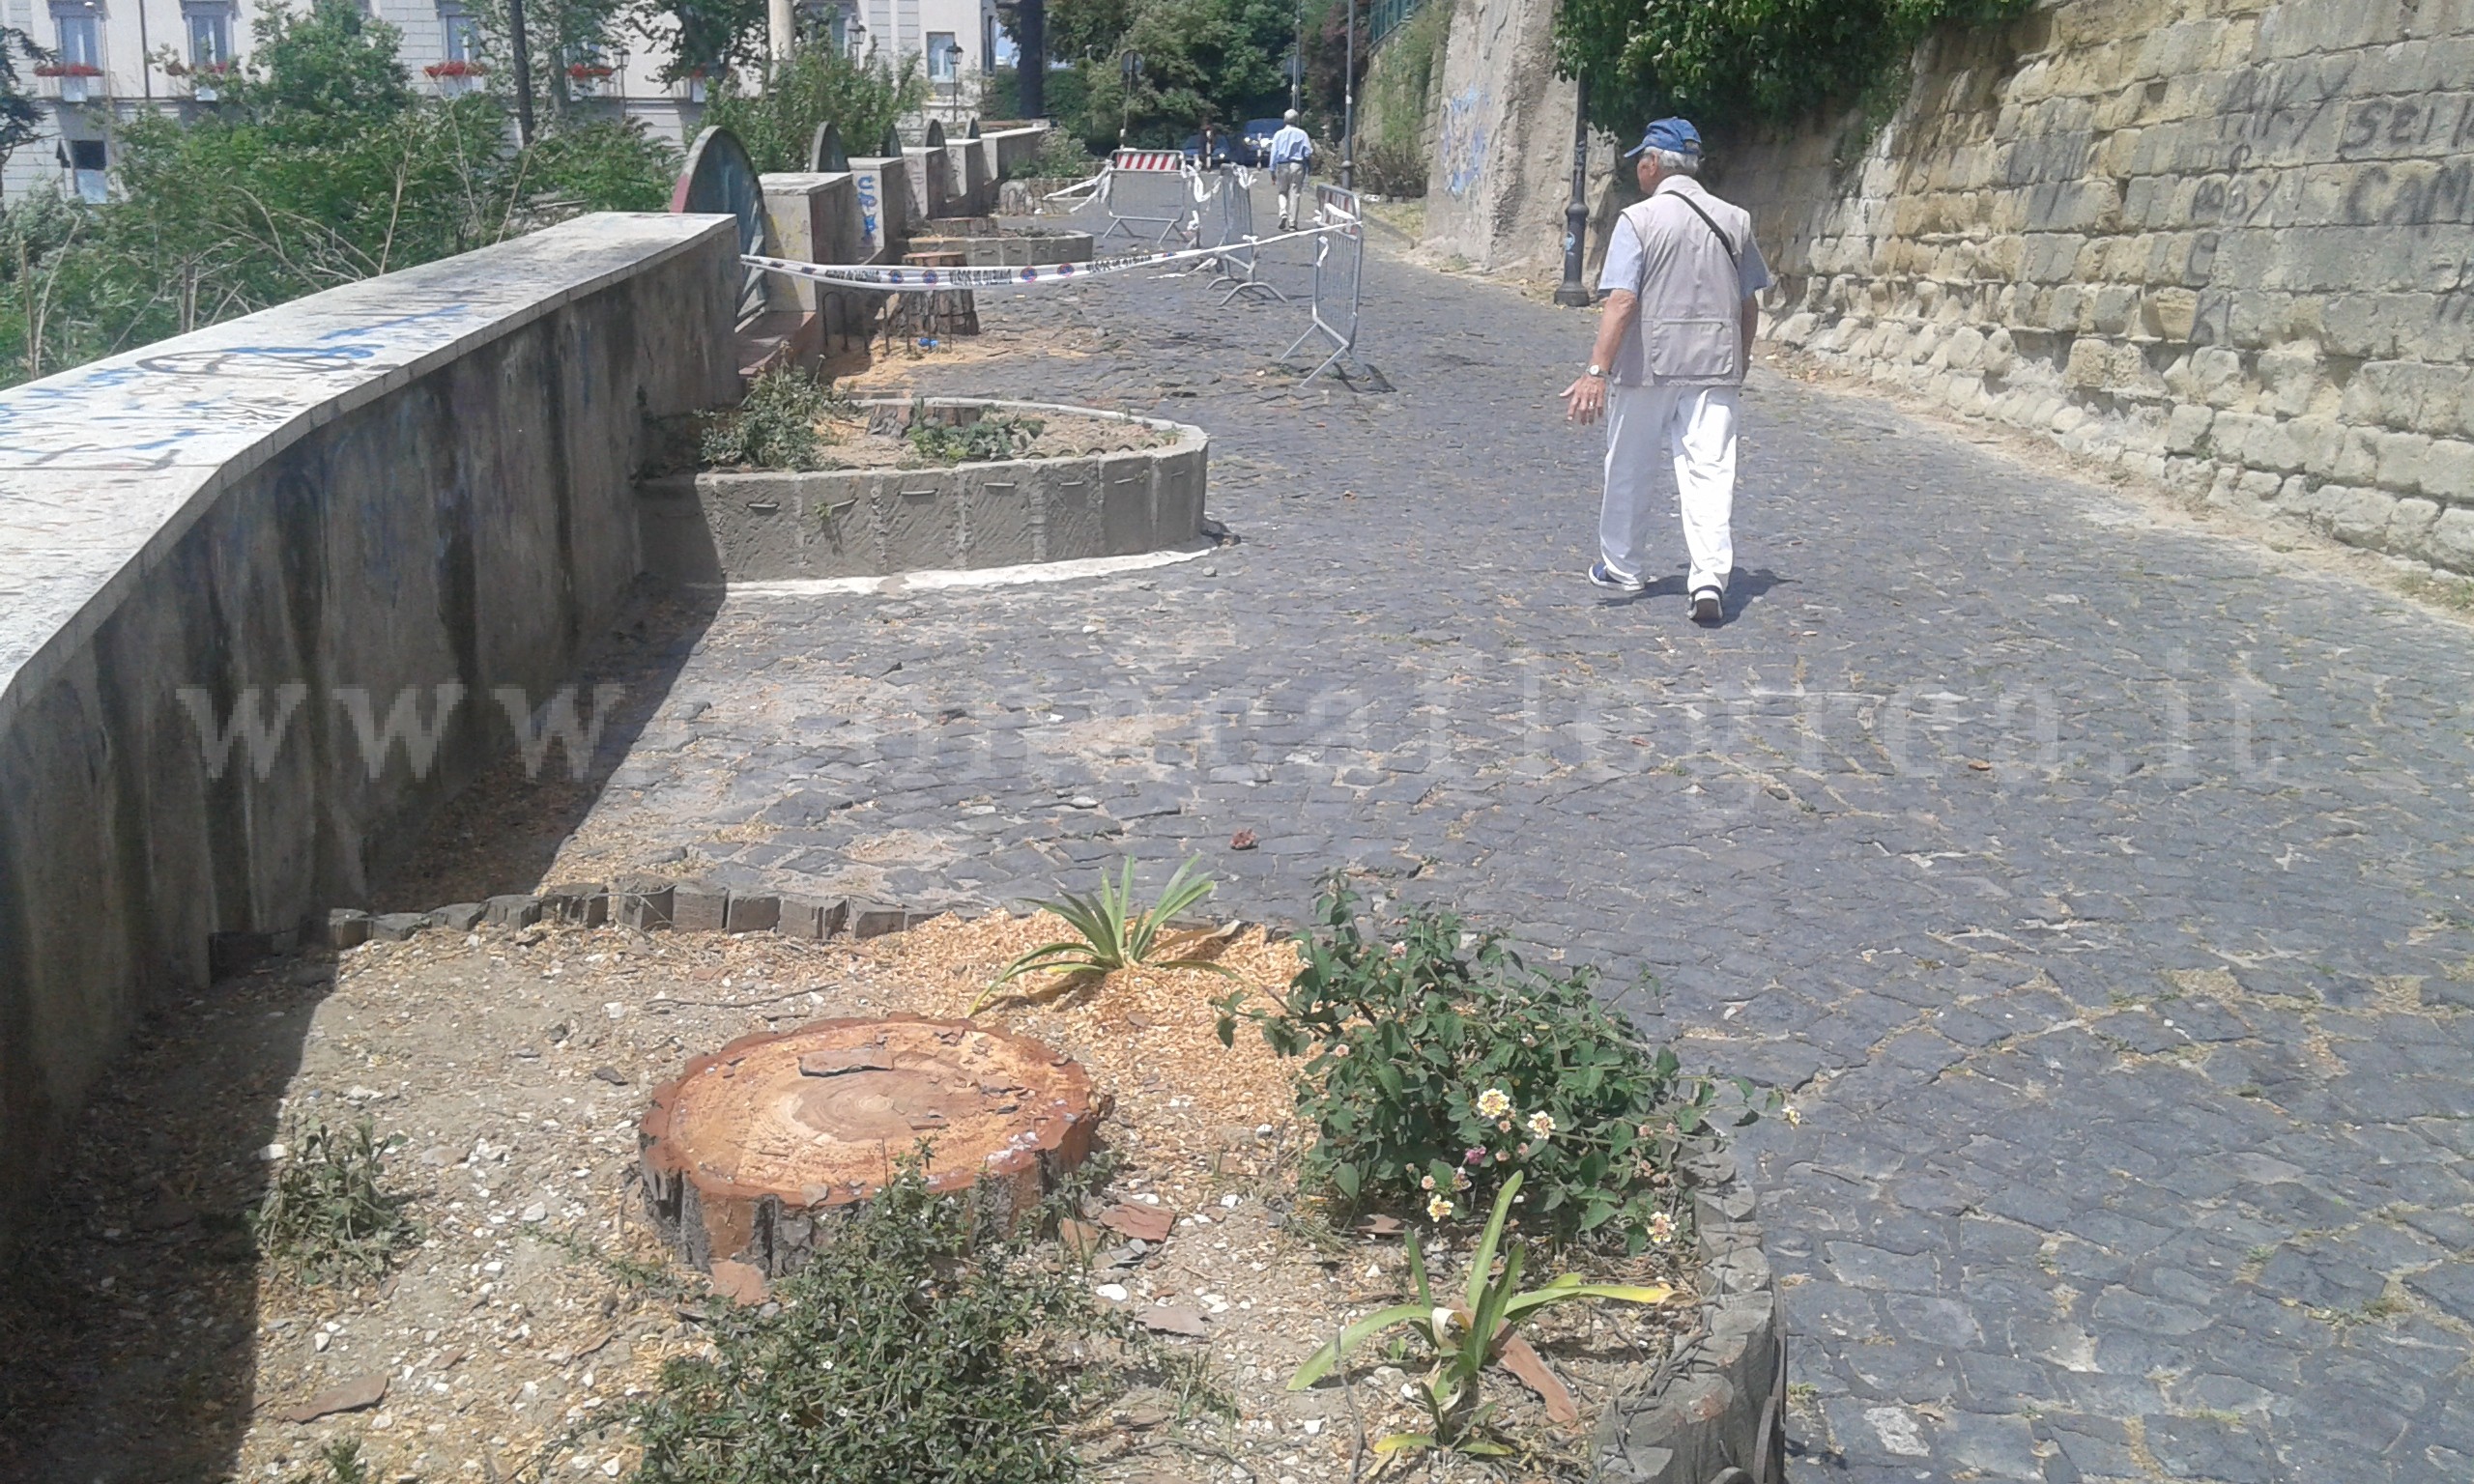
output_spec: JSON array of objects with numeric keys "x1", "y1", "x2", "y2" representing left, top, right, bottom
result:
[
  {"x1": 1339, "y1": 0, "x2": 1355, "y2": 189},
  {"x1": 1552, "y1": 77, "x2": 1592, "y2": 307}
]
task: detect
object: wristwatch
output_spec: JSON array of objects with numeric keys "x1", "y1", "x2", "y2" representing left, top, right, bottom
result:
[{"x1": 1585, "y1": 363, "x2": 1606, "y2": 379}]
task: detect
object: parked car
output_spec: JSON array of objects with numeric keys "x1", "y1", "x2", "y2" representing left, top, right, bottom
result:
[
  {"x1": 1180, "y1": 130, "x2": 1240, "y2": 167},
  {"x1": 1240, "y1": 117, "x2": 1287, "y2": 167}
]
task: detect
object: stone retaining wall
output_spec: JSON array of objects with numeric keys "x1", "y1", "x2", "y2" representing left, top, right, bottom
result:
[
  {"x1": 1728, "y1": 0, "x2": 2474, "y2": 574},
  {"x1": 0, "y1": 214, "x2": 740, "y2": 1254}
]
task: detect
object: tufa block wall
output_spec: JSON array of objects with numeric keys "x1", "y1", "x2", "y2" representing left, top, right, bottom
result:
[{"x1": 1721, "y1": 0, "x2": 2474, "y2": 573}]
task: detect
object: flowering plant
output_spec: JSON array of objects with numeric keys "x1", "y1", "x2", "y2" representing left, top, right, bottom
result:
[
  {"x1": 1286, "y1": 1173, "x2": 1673, "y2": 1455},
  {"x1": 423, "y1": 59, "x2": 487, "y2": 77},
  {"x1": 566, "y1": 61, "x2": 615, "y2": 79},
  {"x1": 1217, "y1": 876, "x2": 1777, "y2": 1251},
  {"x1": 34, "y1": 62, "x2": 103, "y2": 77}
]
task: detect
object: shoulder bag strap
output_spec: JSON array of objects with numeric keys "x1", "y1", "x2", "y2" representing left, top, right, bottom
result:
[{"x1": 1669, "y1": 190, "x2": 1740, "y2": 267}]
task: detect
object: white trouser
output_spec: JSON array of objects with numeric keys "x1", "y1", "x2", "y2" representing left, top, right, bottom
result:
[
  {"x1": 1600, "y1": 383, "x2": 1740, "y2": 594},
  {"x1": 1276, "y1": 161, "x2": 1308, "y2": 225}
]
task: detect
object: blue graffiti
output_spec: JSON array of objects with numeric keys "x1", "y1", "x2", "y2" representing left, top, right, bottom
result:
[{"x1": 1439, "y1": 86, "x2": 1490, "y2": 199}]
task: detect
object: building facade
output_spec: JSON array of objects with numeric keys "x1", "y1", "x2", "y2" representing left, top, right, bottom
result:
[{"x1": 1, "y1": 0, "x2": 1008, "y2": 199}]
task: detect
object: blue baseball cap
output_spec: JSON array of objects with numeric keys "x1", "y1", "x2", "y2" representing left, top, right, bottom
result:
[{"x1": 1625, "y1": 117, "x2": 1702, "y2": 158}]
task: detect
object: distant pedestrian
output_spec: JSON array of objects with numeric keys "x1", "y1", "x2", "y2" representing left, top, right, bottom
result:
[
  {"x1": 1563, "y1": 117, "x2": 1770, "y2": 625},
  {"x1": 1268, "y1": 109, "x2": 1313, "y2": 231}
]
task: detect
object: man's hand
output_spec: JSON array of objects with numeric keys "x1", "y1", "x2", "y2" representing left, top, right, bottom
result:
[{"x1": 1564, "y1": 373, "x2": 1608, "y2": 425}]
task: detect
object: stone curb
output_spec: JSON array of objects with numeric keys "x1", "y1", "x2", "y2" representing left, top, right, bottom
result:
[
  {"x1": 1594, "y1": 1148, "x2": 1788, "y2": 1484},
  {"x1": 293, "y1": 880, "x2": 944, "y2": 954}
]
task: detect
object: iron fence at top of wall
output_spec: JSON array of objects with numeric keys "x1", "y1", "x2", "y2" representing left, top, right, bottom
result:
[{"x1": 1368, "y1": 0, "x2": 1427, "y2": 48}]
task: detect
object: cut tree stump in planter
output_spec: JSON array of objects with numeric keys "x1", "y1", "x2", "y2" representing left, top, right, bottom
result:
[{"x1": 640, "y1": 1013, "x2": 1106, "y2": 1276}]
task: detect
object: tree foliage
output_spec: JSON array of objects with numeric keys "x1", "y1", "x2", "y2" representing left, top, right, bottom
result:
[
  {"x1": 0, "y1": 0, "x2": 676, "y2": 386},
  {"x1": 699, "y1": 42, "x2": 927, "y2": 173},
  {"x1": 1047, "y1": 0, "x2": 1295, "y2": 147},
  {"x1": 1552, "y1": 0, "x2": 2034, "y2": 136},
  {"x1": 629, "y1": 0, "x2": 766, "y2": 82},
  {"x1": 469, "y1": 0, "x2": 634, "y2": 121},
  {"x1": 0, "y1": 24, "x2": 45, "y2": 182}
]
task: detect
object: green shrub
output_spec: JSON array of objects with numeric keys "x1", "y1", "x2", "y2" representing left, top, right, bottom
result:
[
  {"x1": 1217, "y1": 878, "x2": 1775, "y2": 1251},
  {"x1": 251, "y1": 1118, "x2": 417, "y2": 1286},
  {"x1": 700, "y1": 42, "x2": 926, "y2": 173},
  {"x1": 631, "y1": 1159, "x2": 1111, "y2": 1484},
  {"x1": 698, "y1": 365, "x2": 839, "y2": 470},
  {"x1": 1552, "y1": 0, "x2": 2035, "y2": 136},
  {"x1": 906, "y1": 411, "x2": 1045, "y2": 465},
  {"x1": 1029, "y1": 128, "x2": 1101, "y2": 181}
]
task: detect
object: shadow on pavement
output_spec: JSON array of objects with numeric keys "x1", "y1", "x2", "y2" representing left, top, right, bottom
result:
[{"x1": 0, "y1": 575, "x2": 721, "y2": 1481}]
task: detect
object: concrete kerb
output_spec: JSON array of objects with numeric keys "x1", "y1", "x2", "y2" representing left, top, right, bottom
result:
[
  {"x1": 1594, "y1": 1147, "x2": 1789, "y2": 1484},
  {"x1": 636, "y1": 398, "x2": 1210, "y2": 585}
]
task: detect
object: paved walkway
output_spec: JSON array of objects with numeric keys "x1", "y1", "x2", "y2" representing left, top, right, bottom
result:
[{"x1": 563, "y1": 224, "x2": 2474, "y2": 1481}]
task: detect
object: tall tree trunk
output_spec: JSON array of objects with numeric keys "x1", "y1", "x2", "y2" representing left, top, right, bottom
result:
[{"x1": 1017, "y1": 0, "x2": 1044, "y2": 118}]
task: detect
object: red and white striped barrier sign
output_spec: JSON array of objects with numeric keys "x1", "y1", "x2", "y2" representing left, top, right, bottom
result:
[{"x1": 1110, "y1": 149, "x2": 1188, "y2": 174}]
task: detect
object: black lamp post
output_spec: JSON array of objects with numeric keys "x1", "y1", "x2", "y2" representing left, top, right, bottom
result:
[
  {"x1": 1339, "y1": 0, "x2": 1355, "y2": 188},
  {"x1": 1552, "y1": 77, "x2": 1592, "y2": 307}
]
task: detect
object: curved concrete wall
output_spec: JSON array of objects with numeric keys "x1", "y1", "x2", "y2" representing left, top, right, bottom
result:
[
  {"x1": 0, "y1": 213, "x2": 740, "y2": 1251},
  {"x1": 639, "y1": 400, "x2": 1210, "y2": 582}
]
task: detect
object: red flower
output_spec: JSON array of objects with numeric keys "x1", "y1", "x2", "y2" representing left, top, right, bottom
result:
[
  {"x1": 33, "y1": 62, "x2": 103, "y2": 77},
  {"x1": 424, "y1": 59, "x2": 488, "y2": 78},
  {"x1": 566, "y1": 62, "x2": 614, "y2": 79}
]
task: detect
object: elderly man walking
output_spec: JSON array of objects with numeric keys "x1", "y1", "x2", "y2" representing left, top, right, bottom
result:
[
  {"x1": 1268, "y1": 109, "x2": 1313, "y2": 231},
  {"x1": 1564, "y1": 117, "x2": 1770, "y2": 625}
]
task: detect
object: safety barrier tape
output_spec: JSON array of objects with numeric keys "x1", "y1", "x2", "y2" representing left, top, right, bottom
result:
[
  {"x1": 1041, "y1": 170, "x2": 1108, "y2": 200},
  {"x1": 742, "y1": 219, "x2": 1341, "y2": 293}
]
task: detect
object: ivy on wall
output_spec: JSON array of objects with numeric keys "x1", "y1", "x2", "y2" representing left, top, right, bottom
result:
[{"x1": 1552, "y1": 0, "x2": 2033, "y2": 136}]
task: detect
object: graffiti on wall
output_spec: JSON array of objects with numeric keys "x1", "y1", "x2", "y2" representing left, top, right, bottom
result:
[{"x1": 1438, "y1": 86, "x2": 1490, "y2": 199}]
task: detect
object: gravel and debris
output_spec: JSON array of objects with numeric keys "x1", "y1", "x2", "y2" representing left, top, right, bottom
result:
[{"x1": 3, "y1": 912, "x2": 1702, "y2": 1482}]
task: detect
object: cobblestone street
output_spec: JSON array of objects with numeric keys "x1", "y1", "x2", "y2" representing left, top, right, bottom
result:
[{"x1": 529, "y1": 227, "x2": 2474, "y2": 1482}]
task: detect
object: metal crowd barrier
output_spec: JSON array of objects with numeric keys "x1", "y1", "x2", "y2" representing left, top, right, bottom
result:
[
  {"x1": 1097, "y1": 149, "x2": 1203, "y2": 248},
  {"x1": 1281, "y1": 184, "x2": 1365, "y2": 382},
  {"x1": 1203, "y1": 166, "x2": 1287, "y2": 304}
]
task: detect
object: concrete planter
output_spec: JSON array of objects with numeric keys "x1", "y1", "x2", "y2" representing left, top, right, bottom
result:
[
  {"x1": 638, "y1": 398, "x2": 1209, "y2": 584},
  {"x1": 1595, "y1": 1149, "x2": 1788, "y2": 1484},
  {"x1": 908, "y1": 225, "x2": 1095, "y2": 268}
]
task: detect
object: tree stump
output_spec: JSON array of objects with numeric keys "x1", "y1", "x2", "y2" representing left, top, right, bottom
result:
[{"x1": 639, "y1": 1014, "x2": 1106, "y2": 1277}]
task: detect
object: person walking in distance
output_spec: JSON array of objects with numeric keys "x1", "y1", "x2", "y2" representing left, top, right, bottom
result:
[
  {"x1": 1268, "y1": 109, "x2": 1314, "y2": 231},
  {"x1": 1563, "y1": 117, "x2": 1770, "y2": 624}
]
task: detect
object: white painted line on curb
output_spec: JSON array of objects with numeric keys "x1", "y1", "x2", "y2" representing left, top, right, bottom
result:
[{"x1": 714, "y1": 544, "x2": 1218, "y2": 599}]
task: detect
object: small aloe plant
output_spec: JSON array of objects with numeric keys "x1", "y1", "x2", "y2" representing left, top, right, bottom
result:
[
  {"x1": 970, "y1": 857, "x2": 1234, "y2": 1013},
  {"x1": 1289, "y1": 1172, "x2": 1673, "y2": 1455}
]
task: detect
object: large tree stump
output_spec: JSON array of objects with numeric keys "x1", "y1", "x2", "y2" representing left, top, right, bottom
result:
[{"x1": 639, "y1": 1014, "x2": 1106, "y2": 1277}]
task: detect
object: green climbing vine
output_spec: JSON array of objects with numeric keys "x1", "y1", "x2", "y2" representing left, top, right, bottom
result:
[{"x1": 1552, "y1": 0, "x2": 2034, "y2": 137}]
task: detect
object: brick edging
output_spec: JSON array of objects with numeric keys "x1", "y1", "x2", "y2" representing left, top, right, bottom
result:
[{"x1": 208, "y1": 880, "x2": 946, "y2": 971}]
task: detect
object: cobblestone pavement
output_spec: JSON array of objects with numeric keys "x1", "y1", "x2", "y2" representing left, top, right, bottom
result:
[{"x1": 547, "y1": 219, "x2": 2474, "y2": 1481}]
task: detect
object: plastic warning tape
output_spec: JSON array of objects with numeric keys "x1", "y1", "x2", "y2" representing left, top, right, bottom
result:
[{"x1": 741, "y1": 221, "x2": 1340, "y2": 293}]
